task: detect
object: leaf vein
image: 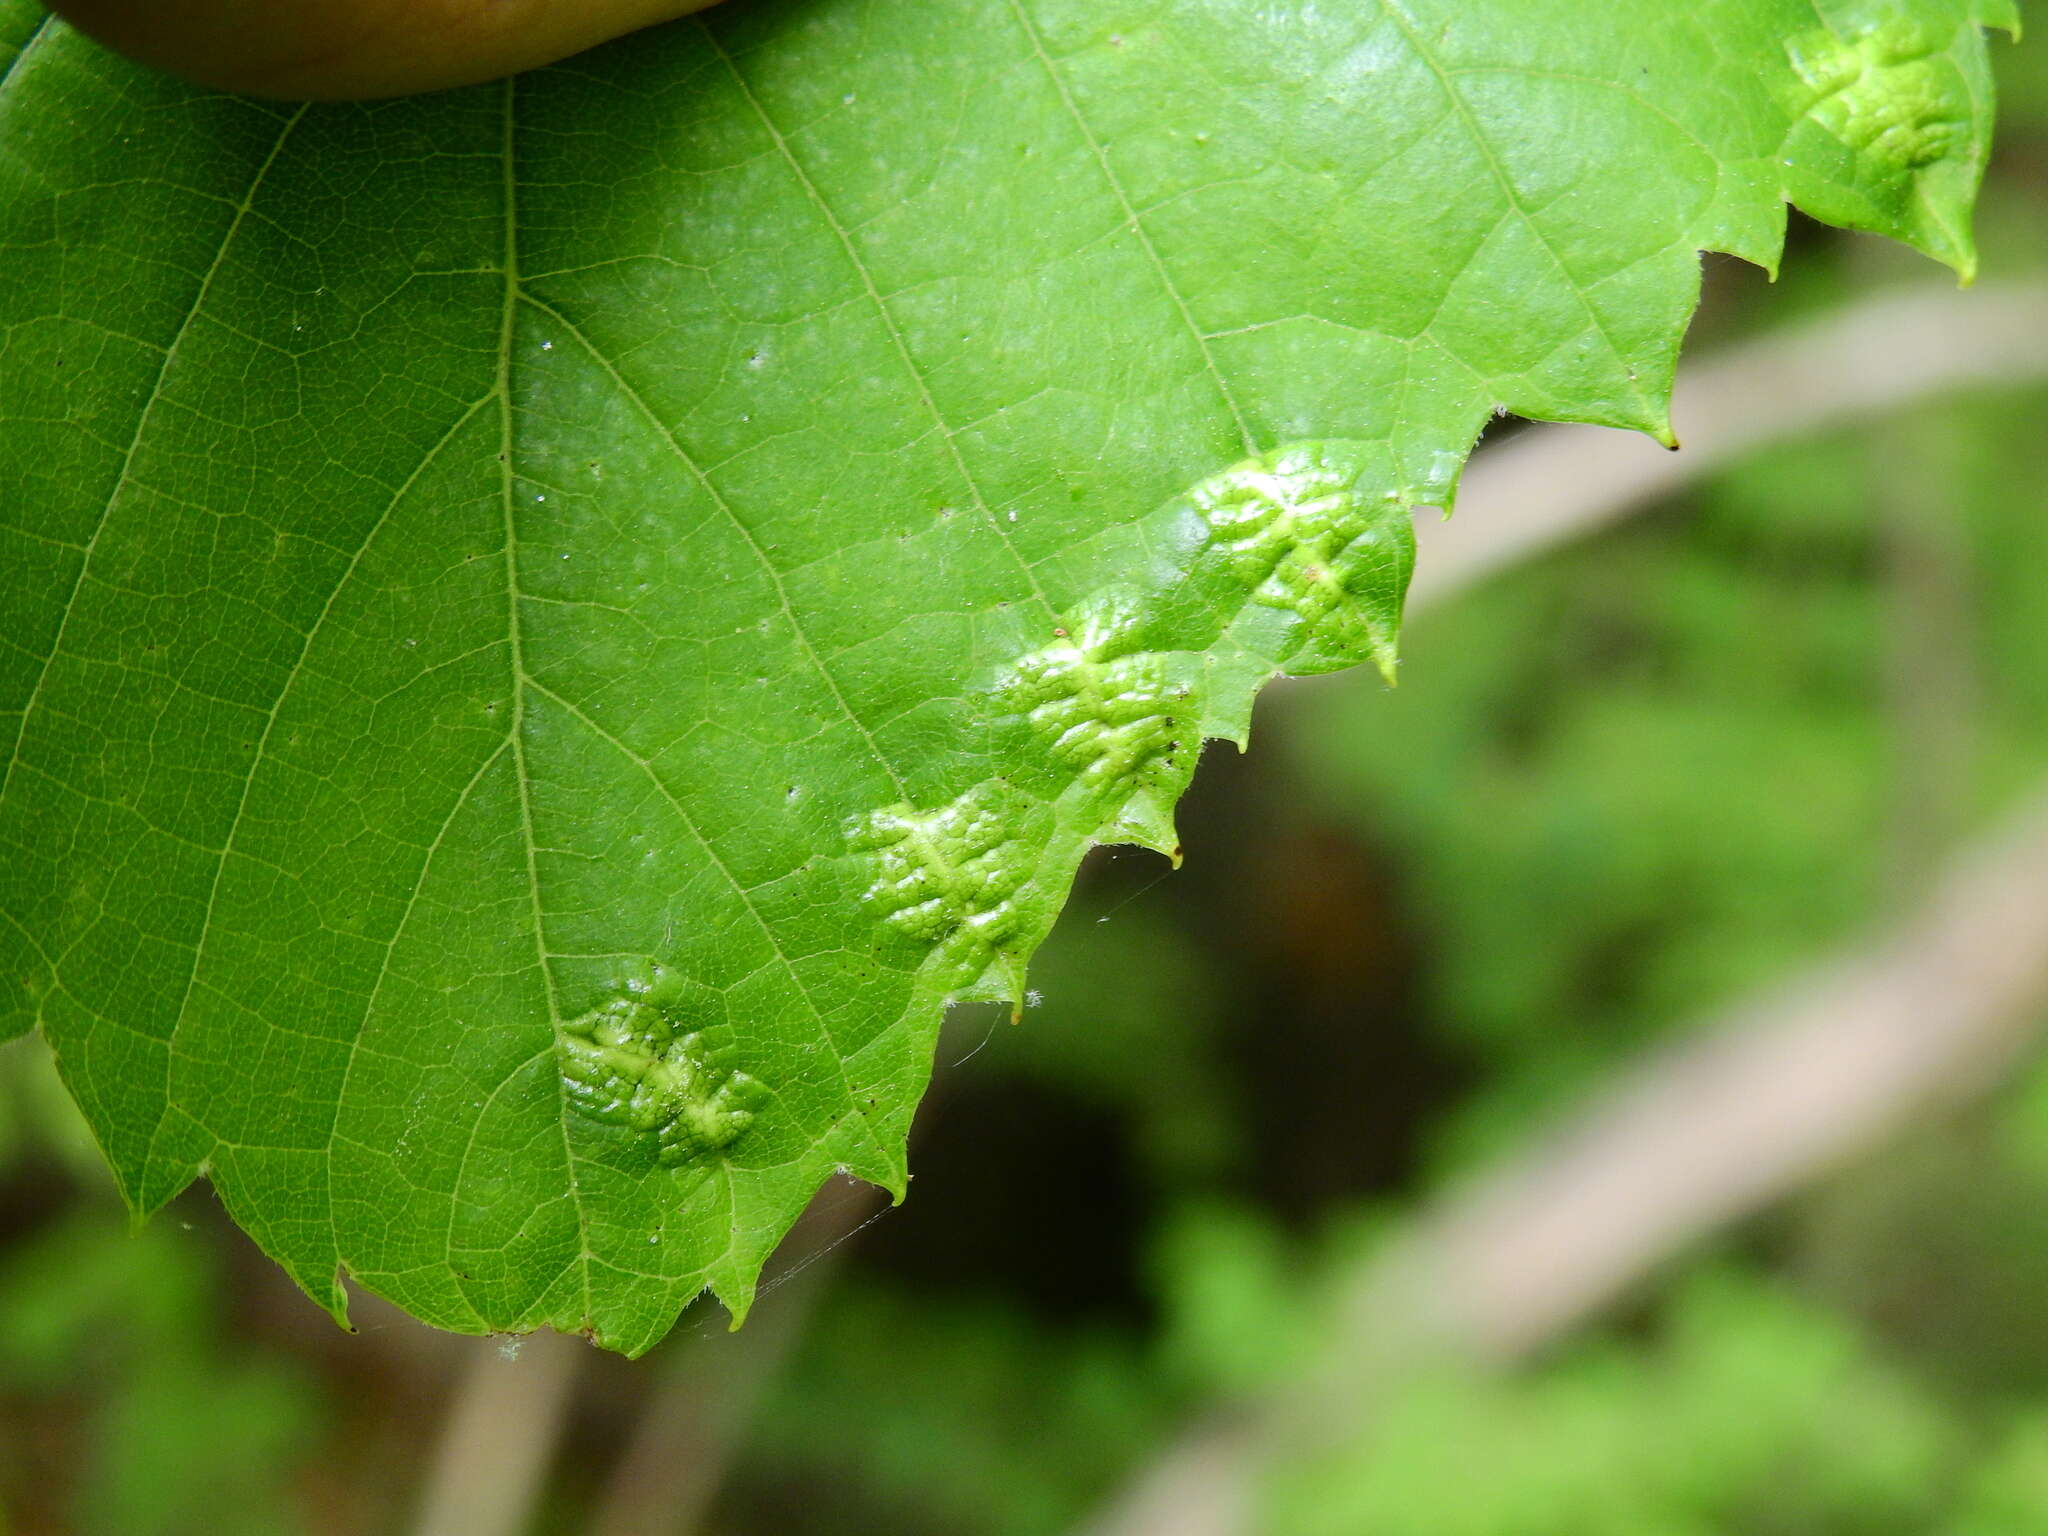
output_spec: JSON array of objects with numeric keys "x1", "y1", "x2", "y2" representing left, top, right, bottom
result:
[
  {"x1": 498, "y1": 76, "x2": 598, "y2": 1331},
  {"x1": 1002, "y1": 0, "x2": 1259, "y2": 456},
  {"x1": 518, "y1": 291, "x2": 913, "y2": 805},
  {"x1": 699, "y1": 19, "x2": 1061, "y2": 623},
  {"x1": 0, "y1": 101, "x2": 310, "y2": 817}
]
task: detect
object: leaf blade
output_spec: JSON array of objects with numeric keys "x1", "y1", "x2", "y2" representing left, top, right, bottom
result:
[{"x1": 0, "y1": 0, "x2": 2013, "y2": 1349}]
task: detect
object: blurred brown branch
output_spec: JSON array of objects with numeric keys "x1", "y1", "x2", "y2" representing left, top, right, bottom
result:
[
  {"x1": 411, "y1": 1327, "x2": 584, "y2": 1536},
  {"x1": 588, "y1": 1175, "x2": 886, "y2": 1536},
  {"x1": 1085, "y1": 279, "x2": 2048, "y2": 1536},
  {"x1": 1408, "y1": 281, "x2": 2048, "y2": 613},
  {"x1": 1087, "y1": 781, "x2": 2048, "y2": 1536}
]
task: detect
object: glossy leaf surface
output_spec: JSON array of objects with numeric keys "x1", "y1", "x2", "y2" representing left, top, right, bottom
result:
[{"x1": 0, "y1": 0, "x2": 2012, "y2": 1348}]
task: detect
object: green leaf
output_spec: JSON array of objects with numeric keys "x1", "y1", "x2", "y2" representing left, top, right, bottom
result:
[{"x1": 0, "y1": 0, "x2": 2013, "y2": 1350}]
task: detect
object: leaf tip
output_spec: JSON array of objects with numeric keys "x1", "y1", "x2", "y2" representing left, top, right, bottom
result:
[{"x1": 1369, "y1": 636, "x2": 1401, "y2": 689}]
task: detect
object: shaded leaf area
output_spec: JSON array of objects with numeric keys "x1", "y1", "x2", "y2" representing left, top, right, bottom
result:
[{"x1": 0, "y1": 0, "x2": 2014, "y2": 1347}]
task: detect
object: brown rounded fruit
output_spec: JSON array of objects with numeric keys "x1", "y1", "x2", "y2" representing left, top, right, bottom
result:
[{"x1": 46, "y1": 0, "x2": 726, "y2": 100}]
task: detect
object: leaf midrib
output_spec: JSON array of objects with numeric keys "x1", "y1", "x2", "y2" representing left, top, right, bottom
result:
[{"x1": 493, "y1": 72, "x2": 601, "y2": 1331}]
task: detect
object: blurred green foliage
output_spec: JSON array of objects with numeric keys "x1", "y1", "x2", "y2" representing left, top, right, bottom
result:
[
  {"x1": 742, "y1": 1287, "x2": 1163, "y2": 1536},
  {"x1": 0, "y1": 1217, "x2": 324, "y2": 1536},
  {"x1": 1274, "y1": 1271, "x2": 1962, "y2": 1536},
  {"x1": 0, "y1": 1043, "x2": 326, "y2": 1535},
  {"x1": 1285, "y1": 385, "x2": 2048, "y2": 1168}
]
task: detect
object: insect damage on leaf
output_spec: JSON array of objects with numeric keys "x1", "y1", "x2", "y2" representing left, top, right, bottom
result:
[
  {"x1": 1787, "y1": 20, "x2": 1970, "y2": 175},
  {"x1": 848, "y1": 782, "x2": 1045, "y2": 953},
  {"x1": 995, "y1": 589, "x2": 1196, "y2": 791},
  {"x1": 559, "y1": 971, "x2": 768, "y2": 1165},
  {"x1": 843, "y1": 441, "x2": 1416, "y2": 1017},
  {"x1": 1188, "y1": 445, "x2": 1412, "y2": 684}
]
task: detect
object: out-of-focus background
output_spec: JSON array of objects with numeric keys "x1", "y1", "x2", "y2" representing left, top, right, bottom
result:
[{"x1": 8, "y1": 23, "x2": 2048, "y2": 1536}]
